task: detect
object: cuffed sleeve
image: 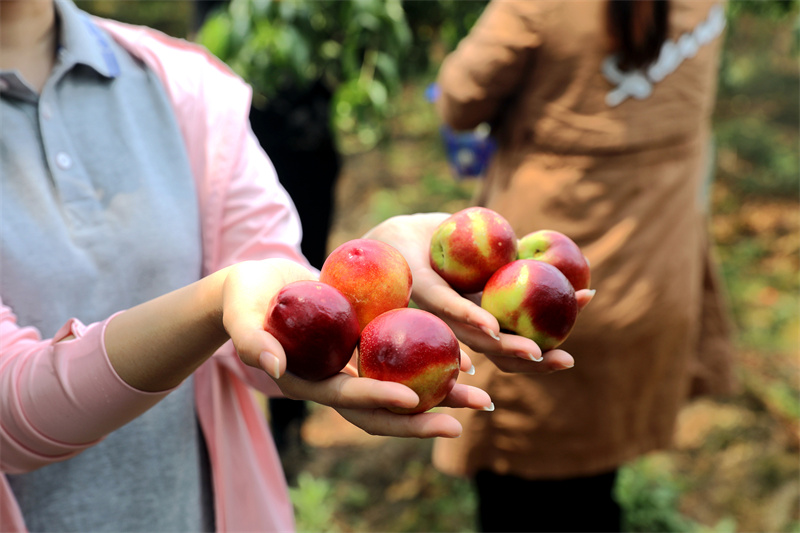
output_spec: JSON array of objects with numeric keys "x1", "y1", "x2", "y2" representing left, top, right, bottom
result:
[{"x1": 1, "y1": 305, "x2": 171, "y2": 473}]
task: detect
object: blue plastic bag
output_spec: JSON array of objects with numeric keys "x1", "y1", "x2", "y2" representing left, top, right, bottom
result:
[{"x1": 427, "y1": 83, "x2": 497, "y2": 180}]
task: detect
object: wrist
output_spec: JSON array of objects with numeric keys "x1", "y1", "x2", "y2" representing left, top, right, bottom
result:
[
  {"x1": 105, "y1": 268, "x2": 233, "y2": 392},
  {"x1": 202, "y1": 266, "x2": 232, "y2": 341}
]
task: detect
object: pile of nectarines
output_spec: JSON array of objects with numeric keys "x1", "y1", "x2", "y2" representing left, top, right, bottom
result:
[
  {"x1": 264, "y1": 207, "x2": 591, "y2": 415},
  {"x1": 264, "y1": 239, "x2": 460, "y2": 414},
  {"x1": 430, "y1": 207, "x2": 591, "y2": 351}
]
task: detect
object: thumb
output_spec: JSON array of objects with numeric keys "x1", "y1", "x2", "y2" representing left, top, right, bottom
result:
[
  {"x1": 230, "y1": 323, "x2": 287, "y2": 380},
  {"x1": 576, "y1": 289, "x2": 596, "y2": 312}
]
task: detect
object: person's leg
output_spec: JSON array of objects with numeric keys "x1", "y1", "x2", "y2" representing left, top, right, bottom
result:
[
  {"x1": 475, "y1": 469, "x2": 621, "y2": 533},
  {"x1": 475, "y1": 470, "x2": 531, "y2": 533}
]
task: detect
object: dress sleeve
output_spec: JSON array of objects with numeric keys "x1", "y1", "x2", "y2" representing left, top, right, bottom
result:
[
  {"x1": 0, "y1": 302, "x2": 171, "y2": 474},
  {"x1": 436, "y1": 0, "x2": 544, "y2": 131}
]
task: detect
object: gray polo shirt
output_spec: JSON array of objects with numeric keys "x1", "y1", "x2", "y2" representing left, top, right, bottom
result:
[{"x1": 1, "y1": 0, "x2": 213, "y2": 530}]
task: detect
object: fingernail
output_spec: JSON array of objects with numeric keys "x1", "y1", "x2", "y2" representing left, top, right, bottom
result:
[
  {"x1": 519, "y1": 352, "x2": 543, "y2": 362},
  {"x1": 481, "y1": 326, "x2": 501, "y2": 341},
  {"x1": 482, "y1": 402, "x2": 495, "y2": 412},
  {"x1": 587, "y1": 289, "x2": 597, "y2": 297},
  {"x1": 260, "y1": 351, "x2": 281, "y2": 379},
  {"x1": 466, "y1": 365, "x2": 476, "y2": 376}
]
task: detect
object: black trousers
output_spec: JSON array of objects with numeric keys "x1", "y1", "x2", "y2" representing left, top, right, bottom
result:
[{"x1": 475, "y1": 469, "x2": 622, "y2": 533}]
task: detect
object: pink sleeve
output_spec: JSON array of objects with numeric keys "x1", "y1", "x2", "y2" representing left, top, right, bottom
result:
[
  {"x1": 0, "y1": 302, "x2": 171, "y2": 474},
  {"x1": 173, "y1": 36, "x2": 309, "y2": 397},
  {"x1": 95, "y1": 19, "x2": 309, "y2": 396},
  {"x1": 211, "y1": 114, "x2": 308, "y2": 270},
  {"x1": 204, "y1": 122, "x2": 308, "y2": 398}
]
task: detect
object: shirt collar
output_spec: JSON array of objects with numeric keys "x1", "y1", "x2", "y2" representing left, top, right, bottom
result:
[{"x1": 55, "y1": 0, "x2": 120, "y2": 79}]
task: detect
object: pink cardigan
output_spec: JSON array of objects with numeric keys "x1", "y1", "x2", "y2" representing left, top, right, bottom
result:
[{"x1": 0, "y1": 18, "x2": 306, "y2": 533}]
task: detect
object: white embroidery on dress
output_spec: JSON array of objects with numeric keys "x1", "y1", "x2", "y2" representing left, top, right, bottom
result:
[{"x1": 602, "y1": 3, "x2": 726, "y2": 107}]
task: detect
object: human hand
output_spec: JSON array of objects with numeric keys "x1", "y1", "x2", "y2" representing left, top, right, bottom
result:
[
  {"x1": 103, "y1": 257, "x2": 316, "y2": 393},
  {"x1": 221, "y1": 257, "x2": 492, "y2": 438},
  {"x1": 363, "y1": 213, "x2": 594, "y2": 374},
  {"x1": 221, "y1": 258, "x2": 318, "y2": 375},
  {"x1": 274, "y1": 353, "x2": 492, "y2": 439}
]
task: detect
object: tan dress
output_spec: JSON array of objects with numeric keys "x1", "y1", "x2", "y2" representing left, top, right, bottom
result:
[{"x1": 432, "y1": 0, "x2": 736, "y2": 480}]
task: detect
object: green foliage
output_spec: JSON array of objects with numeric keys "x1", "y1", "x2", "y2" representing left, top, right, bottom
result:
[
  {"x1": 369, "y1": 171, "x2": 475, "y2": 225},
  {"x1": 716, "y1": 2, "x2": 800, "y2": 199},
  {"x1": 196, "y1": 0, "x2": 491, "y2": 151},
  {"x1": 697, "y1": 516, "x2": 740, "y2": 533},
  {"x1": 336, "y1": 457, "x2": 478, "y2": 532},
  {"x1": 616, "y1": 458, "x2": 698, "y2": 533},
  {"x1": 616, "y1": 458, "x2": 740, "y2": 533},
  {"x1": 726, "y1": 0, "x2": 799, "y2": 20},
  {"x1": 711, "y1": 2, "x2": 800, "y2": 377},
  {"x1": 389, "y1": 460, "x2": 477, "y2": 533},
  {"x1": 401, "y1": 0, "x2": 489, "y2": 74},
  {"x1": 289, "y1": 472, "x2": 339, "y2": 533},
  {"x1": 714, "y1": 118, "x2": 798, "y2": 197},
  {"x1": 197, "y1": 0, "x2": 412, "y2": 149},
  {"x1": 761, "y1": 380, "x2": 800, "y2": 421},
  {"x1": 75, "y1": 0, "x2": 194, "y2": 36},
  {"x1": 716, "y1": 230, "x2": 798, "y2": 353}
]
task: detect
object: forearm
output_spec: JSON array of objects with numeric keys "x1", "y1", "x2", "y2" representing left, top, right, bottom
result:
[
  {"x1": 436, "y1": 1, "x2": 538, "y2": 130},
  {"x1": 104, "y1": 266, "x2": 232, "y2": 392}
]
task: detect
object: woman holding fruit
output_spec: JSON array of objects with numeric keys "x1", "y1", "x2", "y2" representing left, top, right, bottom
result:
[
  {"x1": 0, "y1": 0, "x2": 536, "y2": 531},
  {"x1": 423, "y1": 1, "x2": 737, "y2": 532}
]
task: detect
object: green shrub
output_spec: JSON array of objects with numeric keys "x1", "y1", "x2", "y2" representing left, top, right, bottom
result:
[
  {"x1": 197, "y1": 0, "x2": 412, "y2": 150},
  {"x1": 289, "y1": 472, "x2": 339, "y2": 533},
  {"x1": 616, "y1": 458, "x2": 699, "y2": 533}
]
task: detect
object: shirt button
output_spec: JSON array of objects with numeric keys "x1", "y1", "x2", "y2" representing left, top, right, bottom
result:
[
  {"x1": 41, "y1": 102, "x2": 52, "y2": 119},
  {"x1": 55, "y1": 152, "x2": 73, "y2": 170}
]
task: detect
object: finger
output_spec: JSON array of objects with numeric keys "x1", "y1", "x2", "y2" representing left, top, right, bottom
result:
[
  {"x1": 222, "y1": 259, "x2": 317, "y2": 377},
  {"x1": 227, "y1": 321, "x2": 287, "y2": 379},
  {"x1": 576, "y1": 289, "x2": 596, "y2": 311},
  {"x1": 449, "y1": 324, "x2": 543, "y2": 362},
  {"x1": 486, "y1": 348, "x2": 574, "y2": 374},
  {"x1": 459, "y1": 349, "x2": 475, "y2": 374},
  {"x1": 277, "y1": 372, "x2": 420, "y2": 411},
  {"x1": 412, "y1": 269, "x2": 501, "y2": 339},
  {"x1": 363, "y1": 213, "x2": 450, "y2": 260},
  {"x1": 341, "y1": 358, "x2": 359, "y2": 378},
  {"x1": 335, "y1": 407, "x2": 464, "y2": 439},
  {"x1": 437, "y1": 383, "x2": 493, "y2": 411}
]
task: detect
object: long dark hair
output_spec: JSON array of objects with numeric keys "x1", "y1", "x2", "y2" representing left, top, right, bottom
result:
[{"x1": 606, "y1": 0, "x2": 671, "y2": 71}]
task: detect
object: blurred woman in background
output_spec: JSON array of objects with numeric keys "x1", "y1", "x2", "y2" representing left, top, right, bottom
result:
[{"x1": 430, "y1": 1, "x2": 736, "y2": 531}]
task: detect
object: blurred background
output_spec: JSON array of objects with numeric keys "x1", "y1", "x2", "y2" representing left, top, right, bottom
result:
[{"x1": 78, "y1": 1, "x2": 798, "y2": 531}]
